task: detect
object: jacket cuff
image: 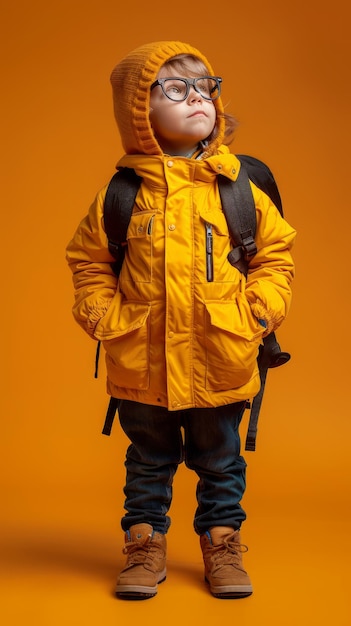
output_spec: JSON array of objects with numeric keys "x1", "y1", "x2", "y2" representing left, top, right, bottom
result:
[
  {"x1": 251, "y1": 298, "x2": 283, "y2": 336},
  {"x1": 86, "y1": 299, "x2": 113, "y2": 337}
]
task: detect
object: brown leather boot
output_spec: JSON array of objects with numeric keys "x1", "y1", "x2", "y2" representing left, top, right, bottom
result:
[
  {"x1": 200, "y1": 526, "x2": 253, "y2": 598},
  {"x1": 116, "y1": 523, "x2": 167, "y2": 599}
]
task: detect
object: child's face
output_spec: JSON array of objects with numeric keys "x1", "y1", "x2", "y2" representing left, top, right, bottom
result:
[{"x1": 149, "y1": 65, "x2": 217, "y2": 155}]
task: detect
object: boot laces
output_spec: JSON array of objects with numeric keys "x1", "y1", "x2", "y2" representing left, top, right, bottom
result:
[
  {"x1": 123, "y1": 535, "x2": 162, "y2": 569},
  {"x1": 210, "y1": 537, "x2": 248, "y2": 573}
]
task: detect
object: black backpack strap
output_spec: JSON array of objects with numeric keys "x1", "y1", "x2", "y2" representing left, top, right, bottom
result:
[
  {"x1": 218, "y1": 165, "x2": 257, "y2": 276},
  {"x1": 245, "y1": 332, "x2": 291, "y2": 451},
  {"x1": 245, "y1": 360, "x2": 269, "y2": 452},
  {"x1": 101, "y1": 169, "x2": 141, "y2": 435},
  {"x1": 218, "y1": 156, "x2": 284, "y2": 276},
  {"x1": 102, "y1": 397, "x2": 121, "y2": 436},
  {"x1": 104, "y1": 167, "x2": 142, "y2": 275}
]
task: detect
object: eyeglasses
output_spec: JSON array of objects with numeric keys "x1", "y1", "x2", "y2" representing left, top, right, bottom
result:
[{"x1": 150, "y1": 76, "x2": 222, "y2": 102}]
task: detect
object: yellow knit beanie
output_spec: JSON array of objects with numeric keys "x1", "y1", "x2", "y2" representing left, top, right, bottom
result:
[{"x1": 110, "y1": 41, "x2": 225, "y2": 156}]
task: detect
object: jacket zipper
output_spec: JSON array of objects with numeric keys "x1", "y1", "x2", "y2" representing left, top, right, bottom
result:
[{"x1": 205, "y1": 222, "x2": 213, "y2": 282}]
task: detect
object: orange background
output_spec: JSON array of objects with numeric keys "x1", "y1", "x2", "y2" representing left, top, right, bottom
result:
[{"x1": 1, "y1": 0, "x2": 350, "y2": 624}]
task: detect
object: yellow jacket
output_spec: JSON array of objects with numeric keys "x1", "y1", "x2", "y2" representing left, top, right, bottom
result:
[{"x1": 66, "y1": 147, "x2": 295, "y2": 410}]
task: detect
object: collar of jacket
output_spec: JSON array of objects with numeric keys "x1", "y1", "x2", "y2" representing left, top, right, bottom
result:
[{"x1": 116, "y1": 148, "x2": 241, "y2": 183}]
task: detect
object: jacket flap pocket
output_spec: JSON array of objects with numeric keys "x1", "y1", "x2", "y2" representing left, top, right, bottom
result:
[
  {"x1": 127, "y1": 212, "x2": 155, "y2": 240},
  {"x1": 95, "y1": 297, "x2": 151, "y2": 340},
  {"x1": 205, "y1": 296, "x2": 263, "y2": 341}
]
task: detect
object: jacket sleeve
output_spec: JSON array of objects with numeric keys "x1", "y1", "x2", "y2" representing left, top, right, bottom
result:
[
  {"x1": 245, "y1": 186, "x2": 296, "y2": 335},
  {"x1": 66, "y1": 187, "x2": 118, "y2": 338}
]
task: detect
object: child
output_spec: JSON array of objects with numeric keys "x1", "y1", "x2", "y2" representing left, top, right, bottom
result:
[{"x1": 66, "y1": 41, "x2": 296, "y2": 600}]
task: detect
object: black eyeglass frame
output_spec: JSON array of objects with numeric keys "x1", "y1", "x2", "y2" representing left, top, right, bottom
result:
[{"x1": 150, "y1": 76, "x2": 222, "y2": 102}]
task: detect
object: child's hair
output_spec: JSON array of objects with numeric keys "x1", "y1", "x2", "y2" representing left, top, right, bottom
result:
[{"x1": 162, "y1": 54, "x2": 238, "y2": 145}]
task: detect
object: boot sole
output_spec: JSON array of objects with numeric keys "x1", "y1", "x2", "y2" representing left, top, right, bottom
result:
[
  {"x1": 205, "y1": 577, "x2": 253, "y2": 599},
  {"x1": 116, "y1": 570, "x2": 166, "y2": 600}
]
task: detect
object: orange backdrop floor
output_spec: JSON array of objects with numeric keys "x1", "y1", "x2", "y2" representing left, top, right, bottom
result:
[{"x1": 1, "y1": 465, "x2": 350, "y2": 626}]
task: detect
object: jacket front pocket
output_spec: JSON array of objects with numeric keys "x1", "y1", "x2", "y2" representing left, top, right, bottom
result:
[
  {"x1": 204, "y1": 295, "x2": 263, "y2": 391},
  {"x1": 120, "y1": 212, "x2": 155, "y2": 283},
  {"x1": 101, "y1": 300, "x2": 151, "y2": 390}
]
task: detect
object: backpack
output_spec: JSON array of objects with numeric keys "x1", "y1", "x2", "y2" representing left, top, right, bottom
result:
[{"x1": 100, "y1": 155, "x2": 291, "y2": 451}]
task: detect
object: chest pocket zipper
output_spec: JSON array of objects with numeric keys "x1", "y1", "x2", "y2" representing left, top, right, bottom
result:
[{"x1": 205, "y1": 222, "x2": 213, "y2": 282}]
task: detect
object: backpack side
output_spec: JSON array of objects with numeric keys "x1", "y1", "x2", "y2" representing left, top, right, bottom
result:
[
  {"x1": 231, "y1": 156, "x2": 289, "y2": 450},
  {"x1": 237, "y1": 154, "x2": 283, "y2": 216}
]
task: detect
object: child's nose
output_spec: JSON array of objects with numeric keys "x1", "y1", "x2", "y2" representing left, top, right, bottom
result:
[{"x1": 188, "y1": 86, "x2": 203, "y2": 102}]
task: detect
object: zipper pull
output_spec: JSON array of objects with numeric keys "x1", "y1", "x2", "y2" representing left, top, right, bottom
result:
[
  {"x1": 147, "y1": 215, "x2": 155, "y2": 234},
  {"x1": 205, "y1": 222, "x2": 213, "y2": 282}
]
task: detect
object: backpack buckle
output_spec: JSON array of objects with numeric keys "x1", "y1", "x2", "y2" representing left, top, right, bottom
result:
[
  {"x1": 108, "y1": 240, "x2": 123, "y2": 257},
  {"x1": 241, "y1": 230, "x2": 257, "y2": 261}
]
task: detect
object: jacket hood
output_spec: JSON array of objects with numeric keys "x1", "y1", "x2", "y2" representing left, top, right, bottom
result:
[{"x1": 110, "y1": 41, "x2": 225, "y2": 157}]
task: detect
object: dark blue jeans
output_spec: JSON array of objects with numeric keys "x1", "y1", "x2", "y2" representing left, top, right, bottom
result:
[{"x1": 118, "y1": 400, "x2": 247, "y2": 535}]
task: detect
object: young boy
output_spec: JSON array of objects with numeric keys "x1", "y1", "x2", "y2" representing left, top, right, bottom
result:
[{"x1": 66, "y1": 41, "x2": 296, "y2": 600}]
